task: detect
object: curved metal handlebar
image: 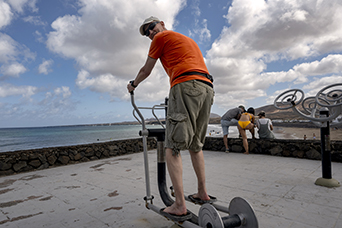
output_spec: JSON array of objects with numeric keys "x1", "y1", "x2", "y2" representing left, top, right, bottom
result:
[
  {"x1": 130, "y1": 91, "x2": 167, "y2": 130},
  {"x1": 316, "y1": 83, "x2": 342, "y2": 107},
  {"x1": 130, "y1": 91, "x2": 147, "y2": 130},
  {"x1": 152, "y1": 105, "x2": 167, "y2": 129}
]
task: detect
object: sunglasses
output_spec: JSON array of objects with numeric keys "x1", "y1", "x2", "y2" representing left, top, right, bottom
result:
[{"x1": 144, "y1": 21, "x2": 159, "y2": 36}]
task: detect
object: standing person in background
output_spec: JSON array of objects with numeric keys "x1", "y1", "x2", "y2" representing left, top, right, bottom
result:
[
  {"x1": 127, "y1": 16, "x2": 215, "y2": 221},
  {"x1": 238, "y1": 107, "x2": 255, "y2": 154},
  {"x1": 221, "y1": 106, "x2": 245, "y2": 153},
  {"x1": 256, "y1": 111, "x2": 275, "y2": 139}
]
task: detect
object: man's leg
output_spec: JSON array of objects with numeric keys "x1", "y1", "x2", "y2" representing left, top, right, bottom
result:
[
  {"x1": 221, "y1": 120, "x2": 229, "y2": 151},
  {"x1": 223, "y1": 134, "x2": 228, "y2": 150},
  {"x1": 189, "y1": 150, "x2": 210, "y2": 201},
  {"x1": 163, "y1": 148, "x2": 187, "y2": 215}
]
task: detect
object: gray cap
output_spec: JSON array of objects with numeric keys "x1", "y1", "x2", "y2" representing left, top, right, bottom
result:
[{"x1": 139, "y1": 16, "x2": 160, "y2": 36}]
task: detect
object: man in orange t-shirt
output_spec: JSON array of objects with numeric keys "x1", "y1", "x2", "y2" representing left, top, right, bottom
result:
[{"x1": 127, "y1": 16, "x2": 215, "y2": 219}]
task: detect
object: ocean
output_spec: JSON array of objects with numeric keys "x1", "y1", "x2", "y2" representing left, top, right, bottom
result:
[
  {"x1": 0, "y1": 124, "x2": 161, "y2": 153},
  {"x1": 0, "y1": 124, "x2": 297, "y2": 153}
]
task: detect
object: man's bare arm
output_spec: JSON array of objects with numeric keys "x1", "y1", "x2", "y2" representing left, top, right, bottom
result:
[{"x1": 127, "y1": 56, "x2": 157, "y2": 93}]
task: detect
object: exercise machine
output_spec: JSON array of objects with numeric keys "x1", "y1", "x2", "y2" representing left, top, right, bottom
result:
[
  {"x1": 274, "y1": 83, "x2": 341, "y2": 187},
  {"x1": 130, "y1": 90, "x2": 259, "y2": 228}
]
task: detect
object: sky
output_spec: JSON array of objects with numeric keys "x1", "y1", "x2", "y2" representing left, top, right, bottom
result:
[{"x1": 1, "y1": 0, "x2": 342, "y2": 128}]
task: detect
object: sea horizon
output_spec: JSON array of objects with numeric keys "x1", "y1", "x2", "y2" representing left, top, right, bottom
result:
[
  {"x1": 0, "y1": 121, "x2": 141, "y2": 130},
  {"x1": 0, "y1": 124, "x2": 156, "y2": 153}
]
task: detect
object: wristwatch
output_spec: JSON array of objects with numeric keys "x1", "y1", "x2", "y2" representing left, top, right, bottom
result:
[{"x1": 130, "y1": 80, "x2": 137, "y2": 88}]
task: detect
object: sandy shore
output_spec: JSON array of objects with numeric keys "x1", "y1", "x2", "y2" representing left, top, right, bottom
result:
[{"x1": 273, "y1": 127, "x2": 342, "y2": 140}]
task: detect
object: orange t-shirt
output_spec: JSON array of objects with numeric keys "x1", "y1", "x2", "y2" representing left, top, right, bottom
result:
[{"x1": 148, "y1": 30, "x2": 211, "y2": 88}]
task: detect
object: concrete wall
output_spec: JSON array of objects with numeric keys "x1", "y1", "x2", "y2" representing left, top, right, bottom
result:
[
  {"x1": 1, "y1": 137, "x2": 341, "y2": 176},
  {"x1": 203, "y1": 137, "x2": 342, "y2": 162},
  {"x1": 0, "y1": 138, "x2": 156, "y2": 176}
]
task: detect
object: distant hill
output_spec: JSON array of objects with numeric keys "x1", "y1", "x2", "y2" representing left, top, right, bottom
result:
[
  {"x1": 254, "y1": 104, "x2": 308, "y2": 120},
  {"x1": 210, "y1": 113, "x2": 220, "y2": 118}
]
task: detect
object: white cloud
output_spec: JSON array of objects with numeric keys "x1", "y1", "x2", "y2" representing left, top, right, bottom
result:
[
  {"x1": 0, "y1": 62, "x2": 26, "y2": 76},
  {"x1": 211, "y1": 0, "x2": 342, "y2": 62},
  {"x1": 0, "y1": 83, "x2": 81, "y2": 127},
  {"x1": 38, "y1": 59, "x2": 53, "y2": 75},
  {"x1": 215, "y1": 88, "x2": 266, "y2": 111},
  {"x1": 254, "y1": 1, "x2": 339, "y2": 56},
  {"x1": 191, "y1": 18, "x2": 211, "y2": 43},
  {"x1": 205, "y1": 0, "x2": 342, "y2": 110},
  {"x1": 0, "y1": 33, "x2": 17, "y2": 62},
  {"x1": 34, "y1": 30, "x2": 44, "y2": 42},
  {"x1": 75, "y1": 69, "x2": 169, "y2": 102},
  {"x1": 46, "y1": 0, "x2": 185, "y2": 102},
  {"x1": 23, "y1": 15, "x2": 46, "y2": 26},
  {"x1": 0, "y1": 33, "x2": 35, "y2": 77},
  {"x1": 35, "y1": 86, "x2": 77, "y2": 119},
  {"x1": 255, "y1": 54, "x2": 342, "y2": 87},
  {"x1": 0, "y1": 83, "x2": 37, "y2": 98},
  {"x1": 293, "y1": 55, "x2": 342, "y2": 76},
  {"x1": 0, "y1": 0, "x2": 13, "y2": 29},
  {"x1": 54, "y1": 86, "x2": 71, "y2": 98},
  {"x1": 186, "y1": 0, "x2": 211, "y2": 43},
  {"x1": 41, "y1": 0, "x2": 342, "y2": 115},
  {"x1": 0, "y1": 0, "x2": 39, "y2": 30},
  {"x1": 6, "y1": 0, "x2": 38, "y2": 13},
  {"x1": 190, "y1": 0, "x2": 200, "y2": 17},
  {"x1": 76, "y1": 70, "x2": 119, "y2": 93},
  {"x1": 302, "y1": 75, "x2": 342, "y2": 96}
]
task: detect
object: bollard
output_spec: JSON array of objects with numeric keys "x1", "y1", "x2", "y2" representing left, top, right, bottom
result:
[{"x1": 315, "y1": 108, "x2": 340, "y2": 187}]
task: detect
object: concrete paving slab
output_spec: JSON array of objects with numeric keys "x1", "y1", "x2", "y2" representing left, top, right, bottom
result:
[{"x1": 0, "y1": 150, "x2": 341, "y2": 228}]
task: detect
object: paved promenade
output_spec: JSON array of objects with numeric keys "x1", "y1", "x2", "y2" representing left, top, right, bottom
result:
[{"x1": 0, "y1": 150, "x2": 341, "y2": 228}]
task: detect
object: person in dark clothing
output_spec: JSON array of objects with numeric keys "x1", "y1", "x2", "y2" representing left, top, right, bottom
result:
[{"x1": 221, "y1": 106, "x2": 245, "y2": 152}]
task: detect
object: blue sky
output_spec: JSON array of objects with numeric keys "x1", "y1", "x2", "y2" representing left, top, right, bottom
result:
[{"x1": 1, "y1": 0, "x2": 342, "y2": 128}]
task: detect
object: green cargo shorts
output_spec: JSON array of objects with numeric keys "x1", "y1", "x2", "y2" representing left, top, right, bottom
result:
[{"x1": 165, "y1": 80, "x2": 214, "y2": 155}]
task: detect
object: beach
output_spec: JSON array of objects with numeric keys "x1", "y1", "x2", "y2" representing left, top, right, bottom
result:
[{"x1": 273, "y1": 127, "x2": 342, "y2": 141}]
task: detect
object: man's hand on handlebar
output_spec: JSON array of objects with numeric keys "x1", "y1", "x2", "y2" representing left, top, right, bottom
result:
[
  {"x1": 127, "y1": 83, "x2": 135, "y2": 93},
  {"x1": 127, "y1": 80, "x2": 137, "y2": 93}
]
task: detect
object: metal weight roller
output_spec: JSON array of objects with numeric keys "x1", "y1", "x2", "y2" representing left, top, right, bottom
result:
[
  {"x1": 315, "y1": 83, "x2": 342, "y2": 107},
  {"x1": 274, "y1": 89, "x2": 305, "y2": 110},
  {"x1": 301, "y1": 96, "x2": 330, "y2": 116},
  {"x1": 199, "y1": 197, "x2": 258, "y2": 228},
  {"x1": 274, "y1": 84, "x2": 342, "y2": 124}
]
